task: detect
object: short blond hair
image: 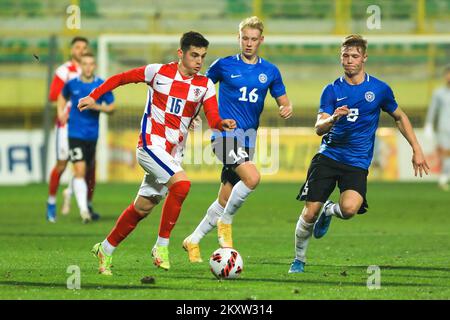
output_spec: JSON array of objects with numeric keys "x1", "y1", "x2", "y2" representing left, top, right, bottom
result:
[
  {"x1": 239, "y1": 16, "x2": 264, "y2": 34},
  {"x1": 342, "y1": 34, "x2": 368, "y2": 54}
]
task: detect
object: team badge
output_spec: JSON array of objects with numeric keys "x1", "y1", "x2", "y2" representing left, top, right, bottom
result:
[
  {"x1": 193, "y1": 88, "x2": 201, "y2": 98},
  {"x1": 365, "y1": 91, "x2": 375, "y2": 102},
  {"x1": 258, "y1": 73, "x2": 267, "y2": 84}
]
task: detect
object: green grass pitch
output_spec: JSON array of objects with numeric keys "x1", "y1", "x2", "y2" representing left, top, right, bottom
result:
[{"x1": 0, "y1": 182, "x2": 449, "y2": 300}]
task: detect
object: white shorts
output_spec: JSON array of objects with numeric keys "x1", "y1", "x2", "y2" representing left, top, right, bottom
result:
[
  {"x1": 55, "y1": 124, "x2": 69, "y2": 161},
  {"x1": 136, "y1": 146, "x2": 183, "y2": 200},
  {"x1": 437, "y1": 131, "x2": 450, "y2": 150}
]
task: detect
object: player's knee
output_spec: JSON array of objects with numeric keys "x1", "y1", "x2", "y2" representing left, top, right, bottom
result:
[
  {"x1": 339, "y1": 202, "x2": 358, "y2": 219},
  {"x1": 242, "y1": 173, "x2": 260, "y2": 190},
  {"x1": 218, "y1": 194, "x2": 228, "y2": 207},
  {"x1": 170, "y1": 180, "x2": 191, "y2": 197},
  {"x1": 134, "y1": 197, "x2": 159, "y2": 217}
]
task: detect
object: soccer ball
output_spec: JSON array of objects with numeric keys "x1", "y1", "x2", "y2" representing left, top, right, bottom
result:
[{"x1": 209, "y1": 248, "x2": 243, "y2": 279}]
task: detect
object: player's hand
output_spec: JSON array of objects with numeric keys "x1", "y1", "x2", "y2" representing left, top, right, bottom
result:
[
  {"x1": 220, "y1": 119, "x2": 236, "y2": 131},
  {"x1": 189, "y1": 115, "x2": 202, "y2": 131},
  {"x1": 279, "y1": 105, "x2": 293, "y2": 119},
  {"x1": 57, "y1": 112, "x2": 68, "y2": 125},
  {"x1": 77, "y1": 96, "x2": 96, "y2": 112},
  {"x1": 412, "y1": 149, "x2": 430, "y2": 178},
  {"x1": 332, "y1": 105, "x2": 350, "y2": 122}
]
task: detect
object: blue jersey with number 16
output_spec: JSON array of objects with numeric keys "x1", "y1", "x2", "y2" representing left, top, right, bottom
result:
[
  {"x1": 318, "y1": 74, "x2": 398, "y2": 170},
  {"x1": 206, "y1": 54, "x2": 286, "y2": 147}
]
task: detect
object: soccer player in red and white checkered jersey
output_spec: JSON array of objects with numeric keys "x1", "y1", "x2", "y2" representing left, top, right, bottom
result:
[
  {"x1": 46, "y1": 37, "x2": 88, "y2": 223},
  {"x1": 79, "y1": 31, "x2": 236, "y2": 275}
]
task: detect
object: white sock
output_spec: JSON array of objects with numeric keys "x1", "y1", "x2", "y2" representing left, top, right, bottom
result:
[
  {"x1": 101, "y1": 239, "x2": 115, "y2": 256},
  {"x1": 156, "y1": 236, "x2": 169, "y2": 247},
  {"x1": 190, "y1": 200, "x2": 224, "y2": 244},
  {"x1": 47, "y1": 196, "x2": 56, "y2": 205},
  {"x1": 73, "y1": 177, "x2": 89, "y2": 213},
  {"x1": 325, "y1": 203, "x2": 346, "y2": 219},
  {"x1": 66, "y1": 177, "x2": 73, "y2": 196},
  {"x1": 295, "y1": 216, "x2": 314, "y2": 262},
  {"x1": 220, "y1": 181, "x2": 253, "y2": 224}
]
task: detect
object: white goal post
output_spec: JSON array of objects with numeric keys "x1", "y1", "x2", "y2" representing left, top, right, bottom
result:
[{"x1": 96, "y1": 34, "x2": 450, "y2": 182}]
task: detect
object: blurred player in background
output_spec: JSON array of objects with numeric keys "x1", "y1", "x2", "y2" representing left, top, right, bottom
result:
[
  {"x1": 77, "y1": 32, "x2": 236, "y2": 275},
  {"x1": 58, "y1": 52, "x2": 115, "y2": 223},
  {"x1": 289, "y1": 35, "x2": 429, "y2": 273},
  {"x1": 46, "y1": 37, "x2": 101, "y2": 222},
  {"x1": 424, "y1": 65, "x2": 450, "y2": 191},
  {"x1": 183, "y1": 16, "x2": 292, "y2": 262}
]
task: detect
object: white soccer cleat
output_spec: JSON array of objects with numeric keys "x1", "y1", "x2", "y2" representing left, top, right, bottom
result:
[{"x1": 61, "y1": 188, "x2": 72, "y2": 215}]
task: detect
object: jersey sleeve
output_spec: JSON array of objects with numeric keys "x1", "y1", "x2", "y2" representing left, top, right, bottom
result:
[
  {"x1": 202, "y1": 78, "x2": 223, "y2": 130},
  {"x1": 48, "y1": 68, "x2": 67, "y2": 101},
  {"x1": 318, "y1": 84, "x2": 335, "y2": 115},
  {"x1": 144, "y1": 63, "x2": 162, "y2": 83},
  {"x1": 205, "y1": 58, "x2": 222, "y2": 84},
  {"x1": 89, "y1": 66, "x2": 147, "y2": 101},
  {"x1": 381, "y1": 84, "x2": 398, "y2": 113},
  {"x1": 61, "y1": 81, "x2": 71, "y2": 100},
  {"x1": 269, "y1": 66, "x2": 286, "y2": 99}
]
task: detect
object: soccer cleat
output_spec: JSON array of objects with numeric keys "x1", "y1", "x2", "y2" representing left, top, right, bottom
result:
[
  {"x1": 61, "y1": 188, "x2": 71, "y2": 215},
  {"x1": 80, "y1": 210, "x2": 92, "y2": 224},
  {"x1": 288, "y1": 259, "x2": 305, "y2": 273},
  {"x1": 91, "y1": 243, "x2": 113, "y2": 276},
  {"x1": 313, "y1": 200, "x2": 334, "y2": 239},
  {"x1": 46, "y1": 203, "x2": 56, "y2": 223},
  {"x1": 217, "y1": 220, "x2": 233, "y2": 248},
  {"x1": 88, "y1": 204, "x2": 101, "y2": 221},
  {"x1": 151, "y1": 245, "x2": 170, "y2": 270},
  {"x1": 182, "y1": 236, "x2": 203, "y2": 263}
]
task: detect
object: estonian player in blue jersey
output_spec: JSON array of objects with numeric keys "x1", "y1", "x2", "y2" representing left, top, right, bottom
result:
[
  {"x1": 183, "y1": 16, "x2": 293, "y2": 262},
  {"x1": 288, "y1": 35, "x2": 430, "y2": 273},
  {"x1": 57, "y1": 52, "x2": 115, "y2": 223}
]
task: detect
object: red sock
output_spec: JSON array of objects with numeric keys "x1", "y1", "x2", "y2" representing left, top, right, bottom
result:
[
  {"x1": 158, "y1": 180, "x2": 191, "y2": 238},
  {"x1": 48, "y1": 167, "x2": 62, "y2": 196},
  {"x1": 106, "y1": 204, "x2": 144, "y2": 247},
  {"x1": 86, "y1": 162, "x2": 96, "y2": 202}
]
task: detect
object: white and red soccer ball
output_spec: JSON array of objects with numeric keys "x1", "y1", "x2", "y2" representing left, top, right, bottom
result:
[{"x1": 209, "y1": 248, "x2": 243, "y2": 279}]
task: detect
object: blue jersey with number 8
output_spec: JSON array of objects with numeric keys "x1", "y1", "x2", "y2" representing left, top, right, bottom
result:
[{"x1": 318, "y1": 74, "x2": 398, "y2": 170}]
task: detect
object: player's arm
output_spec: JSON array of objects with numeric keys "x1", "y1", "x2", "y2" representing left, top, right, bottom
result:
[
  {"x1": 78, "y1": 66, "x2": 147, "y2": 111},
  {"x1": 314, "y1": 106, "x2": 350, "y2": 136},
  {"x1": 56, "y1": 93, "x2": 68, "y2": 125},
  {"x1": 91, "y1": 103, "x2": 116, "y2": 114},
  {"x1": 202, "y1": 79, "x2": 236, "y2": 131},
  {"x1": 276, "y1": 94, "x2": 293, "y2": 119},
  {"x1": 388, "y1": 107, "x2": 430, "y2": 177}
]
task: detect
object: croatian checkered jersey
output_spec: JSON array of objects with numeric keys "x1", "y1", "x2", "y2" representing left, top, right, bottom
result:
[{"x1": 89, "y1": 62, "x2": 223, "y2": 159}]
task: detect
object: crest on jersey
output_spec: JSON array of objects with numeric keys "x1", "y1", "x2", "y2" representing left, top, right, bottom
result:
[
  {"x1": 193, "y1": 88, "x2": 201, "y2": 98},
  {"x1": 258, "y1": 73, "x2": 268, "y2": 84},
  {"x1": 365, "y1": 91, "x2": 375, "y2": 102}
]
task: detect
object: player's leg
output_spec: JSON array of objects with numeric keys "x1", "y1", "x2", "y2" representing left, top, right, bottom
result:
[
  {"x1": 136, "y1": 146, "x2": 189, "y2": 270},
  {"x1": 93, "y1": 192, "x2": 159, "y2": 276},
  {"x1": 289, "y1": 201, "x2": 322, "y2": 273},
  {"x1": 289, "y1": 154, "x2": 337, "y2": 273},
  {"x1": 69, "y1": 138, "x2": 93, "y2": 223},
  {"x1": 183, "y1": 181, "x2": 230, "y2": 262},
  {"x1": 85, "y1": 157, "x2": 101, "y2": 219},
  {"x1": 61, "y1": 176, "x2": 73, "y2": 215},
  {"x1": 46, "y1": 125, "x2": 70, "y2": 222},
  {"x1": 313, "y1": 158, "x2": 368, "y2": 238},
  {"x1": 151, "y1": 170, "x2": 191, "y2": 270}
]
